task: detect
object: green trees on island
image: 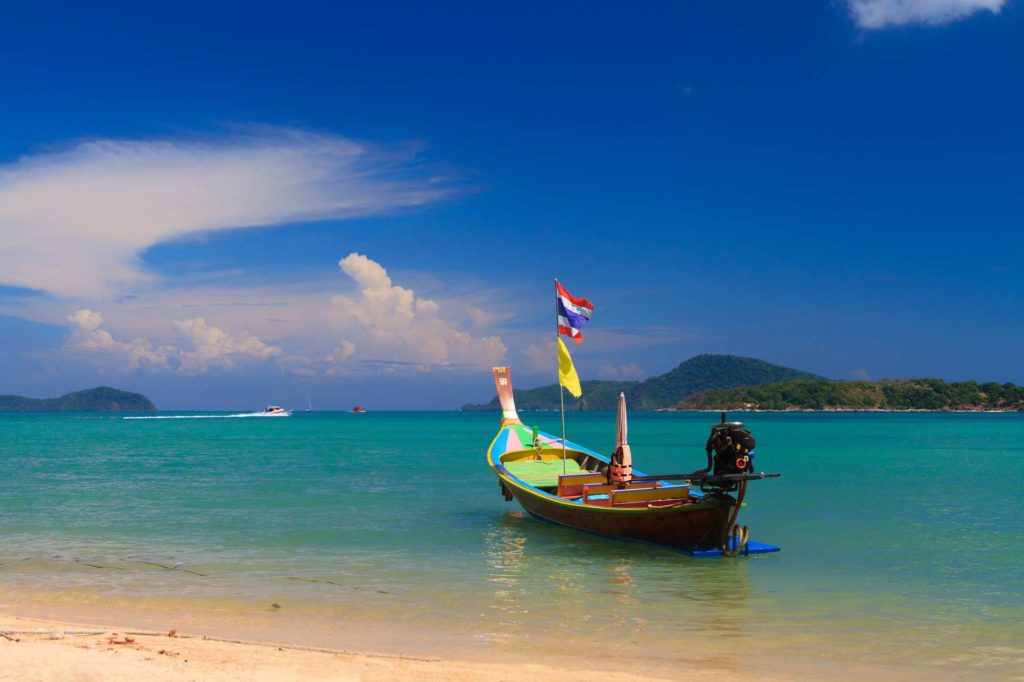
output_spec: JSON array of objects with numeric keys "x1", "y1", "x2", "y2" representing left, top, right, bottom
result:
[
  {"x1": 0, "y1": 387, "x2": 157, "y2": 412},
  {"x1": 678, "y1": 379, "x2": 1024, "y2": 411},
  {"x1": 626, "y1": 354, "x2": 823, "y2": 409}
]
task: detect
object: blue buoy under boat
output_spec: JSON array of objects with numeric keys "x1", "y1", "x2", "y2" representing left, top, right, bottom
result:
[{"x1": 682, "y1": 540, "x2": 782, "y2": 558}]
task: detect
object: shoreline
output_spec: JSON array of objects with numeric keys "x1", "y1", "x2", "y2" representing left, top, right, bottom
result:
[
  {"x1": 0, "y1": 612, "x2": 745, "y2": 682},
  {"x1": 0, "y1": 600, "x2": 991, "y2": 682}
]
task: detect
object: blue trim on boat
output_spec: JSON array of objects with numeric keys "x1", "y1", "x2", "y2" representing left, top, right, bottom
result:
[{"x1": 493, "y1": 430, "x2": 510, "y2": 454}]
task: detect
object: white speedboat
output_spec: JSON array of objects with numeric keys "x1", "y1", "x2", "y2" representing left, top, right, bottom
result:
[{"x1": 260, "y1": 405, "x2": 291, "y2": 417}]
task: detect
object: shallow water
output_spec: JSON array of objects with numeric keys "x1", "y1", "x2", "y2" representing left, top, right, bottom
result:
[{"x1": 1, "y1": 411, "x2": 1021, "y2": 678}]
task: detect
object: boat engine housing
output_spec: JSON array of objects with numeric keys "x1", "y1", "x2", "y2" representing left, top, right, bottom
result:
[{"x1": 705, "y1": 415, "x2": 755, "y2": 489}]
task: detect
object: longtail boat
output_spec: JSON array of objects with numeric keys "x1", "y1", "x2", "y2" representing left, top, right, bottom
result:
[{"x1": 485, "y1": 367, "x2": 781, "y2": 556}]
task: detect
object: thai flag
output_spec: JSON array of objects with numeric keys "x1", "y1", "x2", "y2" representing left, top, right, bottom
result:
[{"x1": 556, "y1": 281, "x2": 593, "y2": 344}]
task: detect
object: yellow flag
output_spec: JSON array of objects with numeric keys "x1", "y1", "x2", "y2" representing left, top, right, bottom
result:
[{"x1": 557, "y1": 337, "x2": 582, "y2": 398}]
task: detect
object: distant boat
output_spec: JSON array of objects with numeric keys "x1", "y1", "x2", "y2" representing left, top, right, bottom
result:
[
  {"x1": 260, "y1": 405, "x2": 291, "y2": 417},
  {"x1": 352, "y1": 406, "x2": 366, "y2": 413},
  {"x1": 486, "y1": 367, "x2": 780, "y2": 556},
  {"x1": 306, "y1": 395, "x2": 312, "y2": 412}
]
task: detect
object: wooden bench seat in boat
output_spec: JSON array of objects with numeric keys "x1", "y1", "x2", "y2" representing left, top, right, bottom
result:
[
  {"x1": 581, "y1": 481, "x2": 665, "y2": 504},
  {"x1": 581, "y1": 483, "x2": 616, "y2": 503},
  {"x1": 609, "y1": 484, "x2": 690, "y2": 508},
  {"x1": 503, "y1": 458, "x2": 587, "y2": 488},
  {"x1": 557, "y1": 472, "x2": 608, "y2": 498}
]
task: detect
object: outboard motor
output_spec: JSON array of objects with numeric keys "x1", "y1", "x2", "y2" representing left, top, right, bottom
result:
[{"x1": 704, "y1": 412, "x2": 756, "y2": 491}]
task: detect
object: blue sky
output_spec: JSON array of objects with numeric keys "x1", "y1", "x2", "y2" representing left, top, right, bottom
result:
[{"x1": 1, "y1": 1, "x2": 1021, "y2": 409}]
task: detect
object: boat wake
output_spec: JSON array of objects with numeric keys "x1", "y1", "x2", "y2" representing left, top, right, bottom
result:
[{"x1": 123, "y1": 413, "x2": 282, "y2": 420}]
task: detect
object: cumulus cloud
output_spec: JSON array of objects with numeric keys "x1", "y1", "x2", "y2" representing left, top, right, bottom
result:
[
  {"x1": 173, "y1": 317, "x2": 282, "y2": 374},
  {"x1": 64, "y1": 308, "x2": 281, "y2": 374},
  {"x1": 522, "y1": 340, "x2": 556, "y2": 373},
  {"x1": 331, "y1": 340, "x2": 357, "y2": 362},
  {"x1": 325, "y1": 253, "x2": 506, "y2": 371},
  {"x1": 39, "y1": 252, "x2": 510, "y2": 377},
  {"x1": 598, "y1": 362, "x2": 646, "y2": 381},
  {"x1": 466, "y1": 306, "x2": 512, "y2": 330},
  {"x1": 0, "y1": 128, "x2": 452, "y2": 298},
  {"x1": 847, "y1": 0, "x2": 1006, "y2": 29},
  {"x1": 66, "y1": 309, "x2": 174, "y2": 370},
  {"x1": 523, "y1": 337, "x2": 633, "y2": 377}
]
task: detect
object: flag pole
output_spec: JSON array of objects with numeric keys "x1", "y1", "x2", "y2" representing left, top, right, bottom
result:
[{"x1": 556, "y1": 279, "x2": 567, "y2": 474}]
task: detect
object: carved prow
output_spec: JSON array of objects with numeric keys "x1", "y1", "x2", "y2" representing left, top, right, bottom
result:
[{"x1": 492, "y1": 366, "x2": 521, "y2": 426}]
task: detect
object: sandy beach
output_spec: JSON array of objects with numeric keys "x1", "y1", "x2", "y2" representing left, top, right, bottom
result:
[{"x1": 2, "y1": 612, "x2": 757, "y2": 682}]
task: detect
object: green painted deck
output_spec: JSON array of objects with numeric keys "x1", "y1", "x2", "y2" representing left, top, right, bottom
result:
[{"x1": 503, "y1": 458, "x2": 587, "y2": 487}]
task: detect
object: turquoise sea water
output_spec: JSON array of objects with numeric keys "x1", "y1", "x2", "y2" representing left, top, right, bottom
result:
[{"x1": 1, "y1": 411, "x2": 1022, "y2": 679}]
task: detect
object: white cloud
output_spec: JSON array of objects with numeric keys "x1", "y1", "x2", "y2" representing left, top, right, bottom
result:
[
  {"x1": 325, "y1": 253, "x2": 507, "y2": 371},
  {"x1": 519, "y1": 343, "x2": 647, "y2": 381},
  {"x1": 332, "y1": 340, "x2": 357, "y2": 361},
  {"x1": 467, "y1": 306, "x2": 512, "y2": 330},
  {"x1": 68, "y1": 308, "x2": 103, "y2": 331},
  {"x1": 522, "y1": 340, "x2": 556, "y2": 373},
  {"x1": 66, "y1": 309, "x2": 174, "y2": 370},
  {"x1": 173, "y1": 317, "x2": 282, "y2": 374},
  {"x1": 597, "y1": 362, "x2": 646, "y2": 381},
  {"x1": 847, "y1": 0, "x2": 1006, "y2": 29},
  {"x1": 25, "y1": 252, "x2": 511, "y2": 378},
  {"x1": 64, "y1": 308, "x2": 281, "y2": 374},
  {"x1": 0, "y1": 128, "x2": 451, "y2": 298}
]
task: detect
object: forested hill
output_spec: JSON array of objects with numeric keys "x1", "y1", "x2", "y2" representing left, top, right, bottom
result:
[
  {"x1": 627, "y1": 354, "x2": 823, "y2": 409},
  {"x1": 678, "y1": 379, "x2": 1024, "y2": 412},
  {"x1": 0, "y1": 387, "x2": 157, "y2": 412},
  {"x1": 462, "y1": 354, "x2": 823, "y2": 411}
]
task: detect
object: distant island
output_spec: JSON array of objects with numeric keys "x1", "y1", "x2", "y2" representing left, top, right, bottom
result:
[
  {"x1": 0, "y1": 387, "x2": 157, "y2": 412},
  {"x1": 678, "y1": 378, "x2": 1024, "y2": 412},
  {"x1": 462, "y1": 354, "x2": 822, "y2": 411},
  {"x1": 463, "y1": 354, "x2": 1024, "y2": 412}
]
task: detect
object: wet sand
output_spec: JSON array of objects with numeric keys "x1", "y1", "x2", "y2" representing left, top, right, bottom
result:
[{"x1": 0, "y1": 612, "x2": 744, "y2": 682}]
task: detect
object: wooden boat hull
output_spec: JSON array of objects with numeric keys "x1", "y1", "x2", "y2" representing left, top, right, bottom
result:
[
  {"x1": 487, "y1": 426, "x2": 737, "y2": 550},
  {"x1": 503, "y1": 475, "x2": 734, "y2": 550},
  {"x1": 486, "y1": 418, "x2": 736, "y2": 551}
]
